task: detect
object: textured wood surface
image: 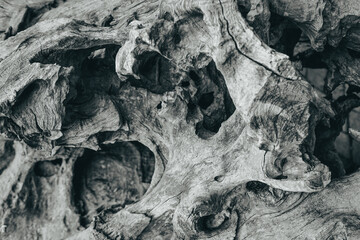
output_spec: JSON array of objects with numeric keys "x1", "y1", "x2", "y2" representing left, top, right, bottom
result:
[{"x1": 0, "y1": 0, "x2": 360, "y2": 239}]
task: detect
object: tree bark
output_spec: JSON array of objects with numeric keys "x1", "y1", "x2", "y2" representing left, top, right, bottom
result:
[{"x1": 0, "y1": 0, "x2": 360, "y2": 239}]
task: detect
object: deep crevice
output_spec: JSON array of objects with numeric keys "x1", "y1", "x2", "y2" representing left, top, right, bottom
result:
[
  {"x1": 246, "y1": 181, "x2": 268, "y2": 194},
  {"x1": 296, "y1": 51, "x2": 328, "y2": 69},
  {"x1": 128, "y1": 51, "x2": 177, "y2": 94},
  {"x1": 60, "y1": 45, "x2": 122, "y2": 133},
  {"x1": 196, "y1": 213, "x2": 230, "y2": 233},
  {"x1": 314, "y1": 94, "x2": 360, "y2": 178},
  {"x1": 198, "y1": 92, "x2": 214, "y2": 110},
  {"x1": 269, "y1": 13, "x2": 302, "y2": 58},
  {"x1": 236, "y1": 0, "x2": 251, "y2": 18},
  {"x1": 72, "y1": 141, "x2": 155, "y2": 228},
  {"x1": 12, "y1": 80, "x2": 44, "y2": 109},
  {"x1": 30, "y1": 44, "x2": 121, "y2": 68},
  {"x1": 186, "y1": 60, "x2": 236, "y2": 139},
  {"x1": 33, "y1": 159, "x2": 62, "y2": 177}
]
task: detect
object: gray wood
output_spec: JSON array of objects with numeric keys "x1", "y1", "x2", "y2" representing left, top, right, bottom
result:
[{"x1": 0, "y1": 0, "x2": 359, "y2": 239}]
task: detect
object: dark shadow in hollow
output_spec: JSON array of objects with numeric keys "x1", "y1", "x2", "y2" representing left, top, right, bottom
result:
[
  {"x1": 72, "y1": 141, "x2": 155, "y2": 227},
  {"x1": 314, "y1": 93, "x2": 360, "y2": 178},
  {"x1": 129, "y1": 51, "x2": 176, "y2": 94},
  {"x1": 189, "y1": 61, "x2": 236, "y2": 139},
  {"x1": 0, "y1": 140, "x2": 15, "y2": 175},
  {"x1": 268, "y1": 13, "x2": 302, "y2": 58}
]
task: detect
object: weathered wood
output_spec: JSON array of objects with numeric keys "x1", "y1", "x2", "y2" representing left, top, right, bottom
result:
[{"x1": 0, "y1": 0, "x2": 359, "y2": 239}]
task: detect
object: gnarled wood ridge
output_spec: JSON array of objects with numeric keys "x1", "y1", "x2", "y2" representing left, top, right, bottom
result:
[{"x1": 1, "y1": 0, "x2": 360, "y2": 239}]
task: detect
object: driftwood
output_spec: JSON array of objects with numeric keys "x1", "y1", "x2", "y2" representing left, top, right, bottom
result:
[{"x1": 0, "y1": 0, "x2": 360, "y2": 239}]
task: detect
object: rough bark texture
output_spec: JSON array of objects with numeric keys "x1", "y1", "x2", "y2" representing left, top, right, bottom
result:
[{"x1": 0, "y1": 0, "x2": 360, "y2": 239}]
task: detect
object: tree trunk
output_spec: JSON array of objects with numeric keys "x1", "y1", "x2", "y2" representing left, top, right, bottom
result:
[{"x1": 1, "y1": 0, "x2": 360, "y2": 239}]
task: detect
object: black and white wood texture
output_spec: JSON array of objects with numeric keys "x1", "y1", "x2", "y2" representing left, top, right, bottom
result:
[{"x1": 0, "y1": 0, "x2": 360, "y2": 239}]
